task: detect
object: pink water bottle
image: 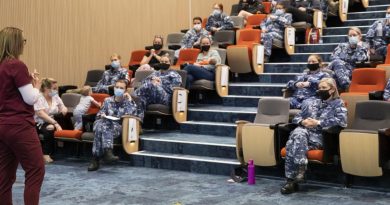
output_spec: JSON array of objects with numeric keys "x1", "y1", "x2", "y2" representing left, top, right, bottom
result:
[{"x1": 247, "y1": 159, "x2": 255, "y2": 185}]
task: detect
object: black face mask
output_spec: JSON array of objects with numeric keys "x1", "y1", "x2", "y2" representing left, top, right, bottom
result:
[
  {"x1": 307, "y1": 63, "x2": 320, "y2": 71},
  {"x1": 201, "y1": 45, "x2": 211, "y2": 52},
  {"x1": 155, "y1": 63, "x2": 170, "y2": 70},
  {"x1": 317, "y1": 89, "x2": 331, "y2": 100},
  {"x1": 153, "y1": 44, "x2": 163, "y2": 50}
]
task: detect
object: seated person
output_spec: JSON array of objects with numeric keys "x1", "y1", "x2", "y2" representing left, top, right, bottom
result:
[
  {"x1": 366, "y1": 6, "x2": 390, "y2": 58},
  {"x1": 73, "y1": 85, "x2": 101, "y2": 130},
  {"x1": 260, "y1": 2, "x2": 292, "y2": 62},
  {"x1": 384, "y1": 78, "x2": 390, "y2": 101},
  {"x1": 284, "y1": 0, "x2": 327, "y2": 25},
  {"x1": 237, "y1": 0, "x2": 265, "y2": 23},
  {"x1": 183, "y1": 36, "x2": 221, "y2": 88},
  {"x1": 34, "y1": 78, "x2": 67, "y2": 163},
  {"x1": 206, "y1": 3, "x2": 234, "y2": 34},
  {"x1": 287, "y1": 54, "x2": 330, "y2": 109},
  {"x1": 281, "y1": 77, "x2": 347, "y2": 194},
  {"x1": 175, "y1": 17, "x2": 211, "y2": 58},
  {"x1": 88, "y1": 80, "x2": 139, "y2": 171},
  {"x1": 138, "y1": 35, "x2": 167, "y2": 71},
  {"x1": 93, "y1": 53, "x2": 129, "y2": 94},
  {"x1": 134, "y1": 56, "x2": 182, "y2": 121},
  {"x1": 327, "y1": 27, "x2": 368, "y2": 90}
]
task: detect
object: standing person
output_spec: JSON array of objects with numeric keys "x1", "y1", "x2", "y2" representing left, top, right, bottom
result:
[{"x1": 0, "y1": 27, "x2": 45, "y2": 205}]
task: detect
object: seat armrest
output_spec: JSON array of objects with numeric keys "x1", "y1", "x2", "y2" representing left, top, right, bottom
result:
[
  {"x1": 322, "y1": 126, "x2": 344, "y2": 163},
  {"x1": 181, "y1": 29, "x2": 189, "y2": 34},
  {"x1": 369, "y1": 91, "x2": 385, "y2": 101},
  {"x1": 168, "y1": 45, "x2": 181, "y2": 50},
  {"x1": 236, "y1": 120, "x2": 250, "y2": 125},
  {"x1": 218, "y1": 43, "x2": 231, "y2": 49},
  {"x1": 277, "y1": 123, "x2": 298, "y2": 148},
  {"x1": 54, "y1": 113, "x2": 74, "y2": 130},
  {"x1": 379, "y1": 128, "x2": 390, "y2": 168}
]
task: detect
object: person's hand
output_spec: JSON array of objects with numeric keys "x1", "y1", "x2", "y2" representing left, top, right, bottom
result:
[
  {"x1": 295, "y1": 82, "x2": 305, "y2": 88},
  {"x1": 54, "y1": 123, "x2": 62, "y2": 131},
  {"x1": 270, "y1": 15, "x2": 277, "y2": 21},
  {"x1": 150, "y1": 49, "x2": 156, "y2": 55},
  {"x1": 97, "y1": 102, "x2": 102, "y2": 107},
  {"x1": 193, "y1": 63, "x2": 201, "y2": 66},
  {"x1": 298, "y1": 7, "x2": 306, "y2": 12},
  {"x1": 31, "y1": 69, "x2": 41, "y2": 89},
  {"x1": 262, "y1": 29, "x2": 268, "y2": 33},
  {"x1": 152, "y1": 77, "x2": 161, "y2": 86},
  {"x1": 211, "y1": 27, "x2": 218, "y2": 32},
  {"x1": 301, "y1": 82, "x2": 310, "y2": 87},
  {"x1": 123, "y1": 92, "x2": 132, "y2": 100},
  {"x1": 370, "y1": 48, "x2": 376, "y2": 55},
  {"x1": 306, "y1": 118, "x2": 320, "y2": 128},
  {"x1": 357, "y1": 41, "x2": 363, "y2": 47},
  {"x1": 301, "y1": 118, "x2": 317, "y2": 128}
]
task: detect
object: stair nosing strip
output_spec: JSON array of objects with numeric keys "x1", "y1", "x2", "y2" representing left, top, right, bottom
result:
[
  {"x1": 345, "y1": 18, "x2": 386, "y2": 22},
  {"x1": 182, "y1": 121, "x2": 237, "y2": 127},
  {"x1": 188, "y1": 108, "x2": 256, "y2": 114},
  {"x1": 141, "y1": 137, "x2": 236, "y2": 147},
  {"x1": 324, "y1": 26, "x2": 370, "y2": 30},
  {"x1": 224, "y1": 95, "x2": 283, "y2": 98},
  {"x1": 349, "y1": 10, "x2": 386, "y2": 14},
  {"x1": 133, "y1": 151, "x2": 240, "y2": 165}
]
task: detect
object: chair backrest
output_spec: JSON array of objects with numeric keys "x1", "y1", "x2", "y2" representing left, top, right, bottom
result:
[
  {"x1": 85, "y1": 69, "x2": 105, "y2": 87},
  {"x1": 245, "y1": 14, "x2": 267, "y2": 29},
  {"x1": 163, "y1": 49, "x2": 175, "y2": 63},
  {"x1": 254, "y1": 98, "x2": 290, "y2": 124},
  {"x1": 128, "y1": 50, "x2": 148, "y2": 66},
  {"x1": 202, "y1": 17, "x2": 208, "y2": 28},
  {"x1": 213, "y1": 30, "x2": 235, "y2": 46},
  {"x1": 61, "y1": 93, "x2": 81, "y2": 110},
  {"x1": 175, "y1": 48, "x2": 200, "y2": 66},
  {"x1": 133, "y1": 70, "x2": 154, "y2": 89},
  {"x1": 385, "y1": 44, "x2": 390, "y2": 64},
  {"x1": 262, "y1": 1, "x2": 272, "y2": 14},
  {"x1": 87, "y1": 93, "x2": 109, "y2": 114},
  {"x1": 166, "y1": 33, "x2": 185, "y2": 48},
  {"x1": 230, "y1": 16, "x2": 244, "y2": 29},
  {"x1": 349, "y1": 68, "x2": 386, "y2": 93},
  {"x1": 215, "y1": 48, "x2": 227, "y2": 65},
  {"x1": 237, "y1": 29, "x2": 261, "y2": 47},
  {"x1": 230, "y1": 4, "x2": 240, "y2": 16},
  {"x1": 351, "y1": 101, "x2": 390, "y2": 130}
]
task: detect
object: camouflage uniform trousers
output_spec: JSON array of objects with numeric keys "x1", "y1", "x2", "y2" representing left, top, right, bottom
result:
[
  {"x1": 327, "y1": 59, "x2": 353, "y2": 90},
  {"x1": 92, "y1": 119, "x2": 122, "y2": 157},
  {"x1": 285, "y1": 127, "x2": 322, "y2": 179},
  {"x1": 261, "y1": 31, "x2": 283, "y2": 57}
]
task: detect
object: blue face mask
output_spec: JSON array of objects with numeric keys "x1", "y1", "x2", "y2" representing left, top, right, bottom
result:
[
  {"x1": 111, "y1": 60, "x2": 120, "y2": 69},
  {"x1": 274, "y1": 9, "x2": 284, "y2": 16},
  {"x1": 49, "y1": 90, "x2": 58, "y2": 97},
  {"x1": 386, "y1": 13, "x2": 390, "y2": 19},
  {"x1": 212, "y1": 9, "x2": 221, "y2": 16},
  {"x1": 349, "y1": 36, "x2": 359, "y2": 45},
  {"x1": 114, "y1": 88, "x2": 125, "y2": 97}
]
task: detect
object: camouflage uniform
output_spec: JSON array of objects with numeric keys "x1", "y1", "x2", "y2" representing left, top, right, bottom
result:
[
  {"x1": 92, "y1": 96, "x2": 138, "y2": 157},
  {"x1": 205, "y1": 13, "x2": 234, "y2": 32},
  {"x1": 384, "y1": 78, "x2": 390, "y2": 101},
  {"x1": 134, "y1": 70, "x2": 182, "y2": 121},
  {"x1": 92, "y1": 68, "x2": 129, "y2": 94},
  {"x1": 287, "y1": 70, "x2": 330, "y2": 109},
  {"x1": 260, "y1": 12, "x2": 292, "y2": 57},
  {"x1": 285, "y1": 97, "x2": 347, "y2": 179},
  {"x1": 327, "y1": 43, "x2": 368, "y2": 90},
  {"x1": 366, "y1": 19, "x2": 390, "y2": 57},
  {"x1": 175, "y1": 28, "x2": 211, "y2": 58}
]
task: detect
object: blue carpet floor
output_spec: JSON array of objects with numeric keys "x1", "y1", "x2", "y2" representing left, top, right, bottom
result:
[{"x1": 12, "y1": 160, "x2": 390, "y2": 205}]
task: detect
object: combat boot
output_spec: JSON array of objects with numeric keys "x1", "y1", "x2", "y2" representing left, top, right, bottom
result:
[
  {"x1": 103, "y1": 148, "x2": 119, "y2": 163},
  {"x1": 88, "y1": 157, "x2": 100, "y2": 171}
]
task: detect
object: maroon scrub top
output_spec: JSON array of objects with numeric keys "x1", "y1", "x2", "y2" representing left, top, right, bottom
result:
[{"x1": 0, "y1": 59, "x2": 35, "y2": 125}]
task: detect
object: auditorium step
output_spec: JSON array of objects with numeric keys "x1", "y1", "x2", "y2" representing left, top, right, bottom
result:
[
  {"x1": 265, "y1": 63, "x2": 312, "y2": 73},
  {"x1": 232, "y1": 72, "x2": 298, "y2": 83},
  {"x1": 295, "y1": 44, "x2": 338, "y2": 53},
  {"x1": 348, "y1": 10, "x2": 386, "y2": 20},
  {"x1": 323, "y1": 26, "x2": 370, "y2": 36},
  {"x1": 180, "y1": 121, "x2": 237, "y2": 137},
  {"x1": 140, "y1": 131, "x2": 236, "y2": 159},
  {"x1": 229, "y1": 83, "x2": 285, "y2": 96},
  {"x1": 130, "y1": 151, "x2": 239, "y2": 175},
  {"x1": 323, "y1": 35, "x2": 366, "y2": 44},
  {"x1": 366, "y1": 4, "x2": 390, "y2": 11},
  {"x1": 277, "y1": 53, "x2": 331, "y2": 62},
  {"x1": 341, "y1": 18, "x2": 383, "y2": 26},
  {"x1": 188, "y1": 105, "x2": 256, "y2": 123},
  {"x1": 369, "y1": 0, "x2": 390, "y2": 6}
]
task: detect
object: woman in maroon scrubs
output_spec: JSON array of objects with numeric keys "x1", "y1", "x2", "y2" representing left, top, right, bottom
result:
[{"x1": 0, "y1": 27, "x2": 45, "y2": 205}]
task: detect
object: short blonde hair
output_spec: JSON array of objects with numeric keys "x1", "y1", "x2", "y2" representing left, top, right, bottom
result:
[
  {"x1": 319, "y1": 77, "x2": 340, "y2": 99},
  {"x1": 110, "y1": 53, "x2": 121, "y2": 61},
  {"x1": 349, "y1": 27, "x2": 362, "y2": 36},
  {"x1": 0, "y1": 27, "x2": 24, "y2": 62},
  {"x1": 40, "y1": 78, "x2": 58, "y2": 92},
  {"x1": 80, "y1": 85, "x2": 92, "y2": 96},
  {"x1": 308, "y1": 54, "x2": 324, "y2": 68}
]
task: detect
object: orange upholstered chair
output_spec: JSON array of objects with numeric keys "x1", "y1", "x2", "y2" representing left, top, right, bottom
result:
[
  {"x1": 262, "y1": 1, "x2": 272, "y2": 14},
  {"x1": 245, "y1": 14, "x2": 267, "y2": 29},
  {"x1": 172, "y1": 48, "x2": 200, "y2": 69},
  {"x1": 341, "y1": 68, "x2": 386, "y2": 127},
  {"x1": 202, "y1": 17, "x2": 208, "y2": 29},
  {"x1": 227, "y1": 29, "x2": 262, "y2": 74},
  {"x1": 128, "y1": 50, "x2": 148, "y2": 67},
  {"x1": 87, "y1": 93, "x2": 110, "y2": 115}
]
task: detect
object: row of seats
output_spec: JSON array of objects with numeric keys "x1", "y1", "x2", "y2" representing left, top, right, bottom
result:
[{"x1": 236, "y1": 97, "x2": 390, "y2": 185}]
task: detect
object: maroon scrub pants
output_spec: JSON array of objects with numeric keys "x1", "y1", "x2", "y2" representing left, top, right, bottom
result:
[{"x1": 0, "y1": 122, "x2": 45, "y2": 205}]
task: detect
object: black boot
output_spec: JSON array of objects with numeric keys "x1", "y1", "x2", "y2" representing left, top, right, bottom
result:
[
  {"x1": 88, "y1": 157, "x2": 100, "y2": 171},
  {"x1": 103, "y1": 148, "x2": 119, "y2": 163},
  {"x1": 281, "y1": 179, "x2": 298, "y2": 195}
]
